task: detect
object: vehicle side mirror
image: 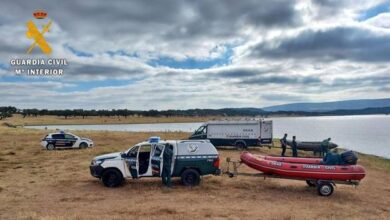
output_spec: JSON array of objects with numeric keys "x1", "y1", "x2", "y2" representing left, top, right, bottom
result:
[{"x1": 121, "y1": 153, "x2": 127, "y2": 158}]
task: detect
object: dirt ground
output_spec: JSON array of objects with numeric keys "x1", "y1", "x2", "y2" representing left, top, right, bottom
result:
[{"x1": 0, "y1": 126, "x2": 389, "y2": 220}]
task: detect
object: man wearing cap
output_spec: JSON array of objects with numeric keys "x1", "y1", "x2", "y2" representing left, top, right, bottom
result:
[
  {"x1": 321, "y1": 138, "x2": 331, "y2": 156},
  {"x1": 280, "y1": 133, "x2": 288, "y2": 157},
  {"x1": 291, "y1": 136, "x2": 298, "y2": 157}
]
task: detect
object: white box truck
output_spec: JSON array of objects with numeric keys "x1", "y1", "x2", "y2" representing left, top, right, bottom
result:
[{"x1": 189, "y1": 119, "x2": 272, "y2": 149}]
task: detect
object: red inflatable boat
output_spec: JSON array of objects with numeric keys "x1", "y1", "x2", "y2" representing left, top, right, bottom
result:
[{"x1": 240, "y1": 152, "x2": 366, "y2": 181}]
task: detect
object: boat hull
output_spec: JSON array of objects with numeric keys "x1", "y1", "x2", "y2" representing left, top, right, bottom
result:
[
  {"x1": 241, "y1": 152, "x2": 365, "y2": 181},
  {"x1": 286, "y1": 140, "x2": 338, "y2": 151}
]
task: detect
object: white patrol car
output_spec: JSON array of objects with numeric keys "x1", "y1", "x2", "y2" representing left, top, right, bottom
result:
[
  {"x1": 90, "y1": 137, "x2": 221, "y2": 187},
  {"x1": 41, "y1": 131, "x2": 94, "y2": 150}
]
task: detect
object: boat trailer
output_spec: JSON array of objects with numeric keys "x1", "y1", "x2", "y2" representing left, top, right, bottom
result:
[{"x1": 223, "y1": 157, "x2": 361, "y2": 196}]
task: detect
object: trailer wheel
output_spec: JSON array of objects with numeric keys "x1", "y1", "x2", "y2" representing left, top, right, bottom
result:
[
  {"x1": 181, "y1": 169, "x2": 200, "y2": 186},
  {"x1": 317, "y1": 182, "x2": 334, "y2": 196},
  {"x1": 306, "y1": 180, "x2": 316, "y2": 187}
]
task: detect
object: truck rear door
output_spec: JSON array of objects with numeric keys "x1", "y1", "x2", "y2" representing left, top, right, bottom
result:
[{"x1": 260, "y1": 121, "x2": 273, "y2": 144}]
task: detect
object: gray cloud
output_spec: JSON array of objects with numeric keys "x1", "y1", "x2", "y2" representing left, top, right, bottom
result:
[
  {"x1": 261, "y1": 93, "x2": 307, "y2": 102},
  {"x1": 239, "y1": 74, "x2": 322, "y2": 85},
  {"x1": 329, "y1": 74, "x2": 390, "y2": 88},
  {"x1": 0, "y1": 0, "x2": 302, "y2": 59},
  {"x1": 0, "y1": 0, "x2": 389, "y2": 109},
  {"x1": 68, "y1": 63, "x2": 148, "y2": 80},
  {"x1": 249, "y1": 26, "x2": 390, "y2": 62},
  {"x1": 214, "y1": 66, "x2": 282, "y2": 78},
  {"x1": 165, "y1": 0, "x2": 300, "y2": 39}
]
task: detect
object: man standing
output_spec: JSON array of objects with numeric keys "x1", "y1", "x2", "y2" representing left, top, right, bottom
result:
[
  {"x1": 280, "y1": 133, "x2": 288, "y2": 157},
  {"x1": 162, "y1": 143, "x2": 173, "y2": 188},
  {"x1": 292, "y1": 136, "x2": 298, "y2": 157},
  {"x1": 321, "y1": 138, "x2": 331, "y2": 156}
]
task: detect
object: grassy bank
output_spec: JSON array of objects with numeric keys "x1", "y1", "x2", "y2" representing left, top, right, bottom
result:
[{"x1": 0, "y1": 124, "x2": 389, "y2": 220}]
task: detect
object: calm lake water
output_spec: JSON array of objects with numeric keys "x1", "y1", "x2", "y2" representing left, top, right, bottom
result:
[{"x1": 26, "y1": 115, "x2": 390, "y2": 158}]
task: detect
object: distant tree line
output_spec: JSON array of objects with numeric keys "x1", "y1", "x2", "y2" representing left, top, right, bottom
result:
[
  {"x1": 0, "y1": 106, "x2": 389, "y2": 120},
  {"x1": 17, "y1": 108, "x2": 268, "y2": 119},
  {"x1": 0, "y1": 106, "x2": 17, "y2": 120}
]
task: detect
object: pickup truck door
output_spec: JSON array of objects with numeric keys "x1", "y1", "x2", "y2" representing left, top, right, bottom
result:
[
  {"x1": 138, "y1": 144, "x2": 152, "y2": 177},
  {"x1": 151, "y1": 144, "x2": 165, "y2": 177},
  {"x1": 125, "y1": 146, "x2": 139, "y2": 179}
]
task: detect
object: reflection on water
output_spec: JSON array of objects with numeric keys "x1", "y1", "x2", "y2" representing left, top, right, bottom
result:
[{"x1": 26, "y1": 115, "x2": 390, "y2": 158}]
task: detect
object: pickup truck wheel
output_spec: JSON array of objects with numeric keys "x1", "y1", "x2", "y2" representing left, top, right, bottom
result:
[
  {"x1": 102, "y1": 169, "x2": 123, "y2": 187},
  {"x1": 181, "y1": 169, "x2": 200, "y2": 186},
  {"x1": 46, "y1": 143, "x2": 55, "y2": 150},
  {"x1": 79, "y1": 142, "x2": 88, "y2": 149}
]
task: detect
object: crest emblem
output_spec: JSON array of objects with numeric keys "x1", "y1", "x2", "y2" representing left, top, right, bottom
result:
[
  {"x1": 26, "y1": 10, "x2": 52, "y2": 55},
  {"x1": 188, "y1": 144, "x2": 199, "y2": 153}
]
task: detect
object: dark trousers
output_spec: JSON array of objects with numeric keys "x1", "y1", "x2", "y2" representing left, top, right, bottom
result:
[
  {"x1": 281, "y1": 145, "x2": 286, "y2": 156},
  {"x1": 321, "y1": 147, "x2": 328, "y2": 157},
  {"x1": 161, "y1": 164, "x2": 172, "y2": 187},
  {"x1": 292, "y1": 147, "x2": 298, "y2": 157}
]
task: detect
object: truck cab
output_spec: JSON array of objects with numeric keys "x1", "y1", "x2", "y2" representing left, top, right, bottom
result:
[
  {"x1": 190, "y1": 124, "x2": 207, "y2": 139},
  {"x1": 90, "y1": 137, "x2": 220, "y2": 187}
]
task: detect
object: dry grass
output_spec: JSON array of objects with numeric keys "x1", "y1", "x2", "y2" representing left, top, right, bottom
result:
[
  {"x1": 4, "y1": 114, "x2": 217, "y2": 126},
  {"x1": 0, "y1": 125, "x2": 389, "y2": 220}
]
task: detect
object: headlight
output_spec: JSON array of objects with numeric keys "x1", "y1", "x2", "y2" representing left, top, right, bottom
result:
[{"x1": 91, "y1": 159, "x2": 103, "y2": 166}]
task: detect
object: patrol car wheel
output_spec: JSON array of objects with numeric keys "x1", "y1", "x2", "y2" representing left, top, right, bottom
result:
[
  {"x1": 181, "y1": 169, "x2": 200, "y2": 186},
  {"x1": 79, "y1": 142, "x2": 88, "y2": 149},
  {"x1": 317, "y1": 182, "x2": 334, "y2": 196},
  {"x1": 46, "y1": 143, "x2": 55, "y2": 151},
  {"x1": 102, "y1": 169, "x2": 123, "y2": 187}
]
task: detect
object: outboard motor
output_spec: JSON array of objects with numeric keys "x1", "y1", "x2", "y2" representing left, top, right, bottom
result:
[{"x1": 341, "y1": 150, "x2": 358, "y2": 165}]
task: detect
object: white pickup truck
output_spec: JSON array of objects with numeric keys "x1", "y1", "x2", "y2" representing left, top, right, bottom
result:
[{"x1": 90, "y1": 137, "x2": 221, "y2": 187}]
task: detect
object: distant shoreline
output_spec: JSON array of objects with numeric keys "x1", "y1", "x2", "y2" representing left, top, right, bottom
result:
[{"x1": 17, "y1": 113, "x2": 388, "y2": 126}]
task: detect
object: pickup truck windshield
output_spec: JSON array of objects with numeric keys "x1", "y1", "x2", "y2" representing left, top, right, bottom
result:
[
  {"x1": 196, "y1": 126, "x2": 206, "y2": 134},
  {"x1": 127, "y1": 146, "x2": 139, "y2": 157}
]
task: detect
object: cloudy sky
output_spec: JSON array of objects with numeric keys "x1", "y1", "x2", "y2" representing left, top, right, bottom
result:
[{"x1": 0, "y1": 0, "x2": 389, "y2": 110}]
